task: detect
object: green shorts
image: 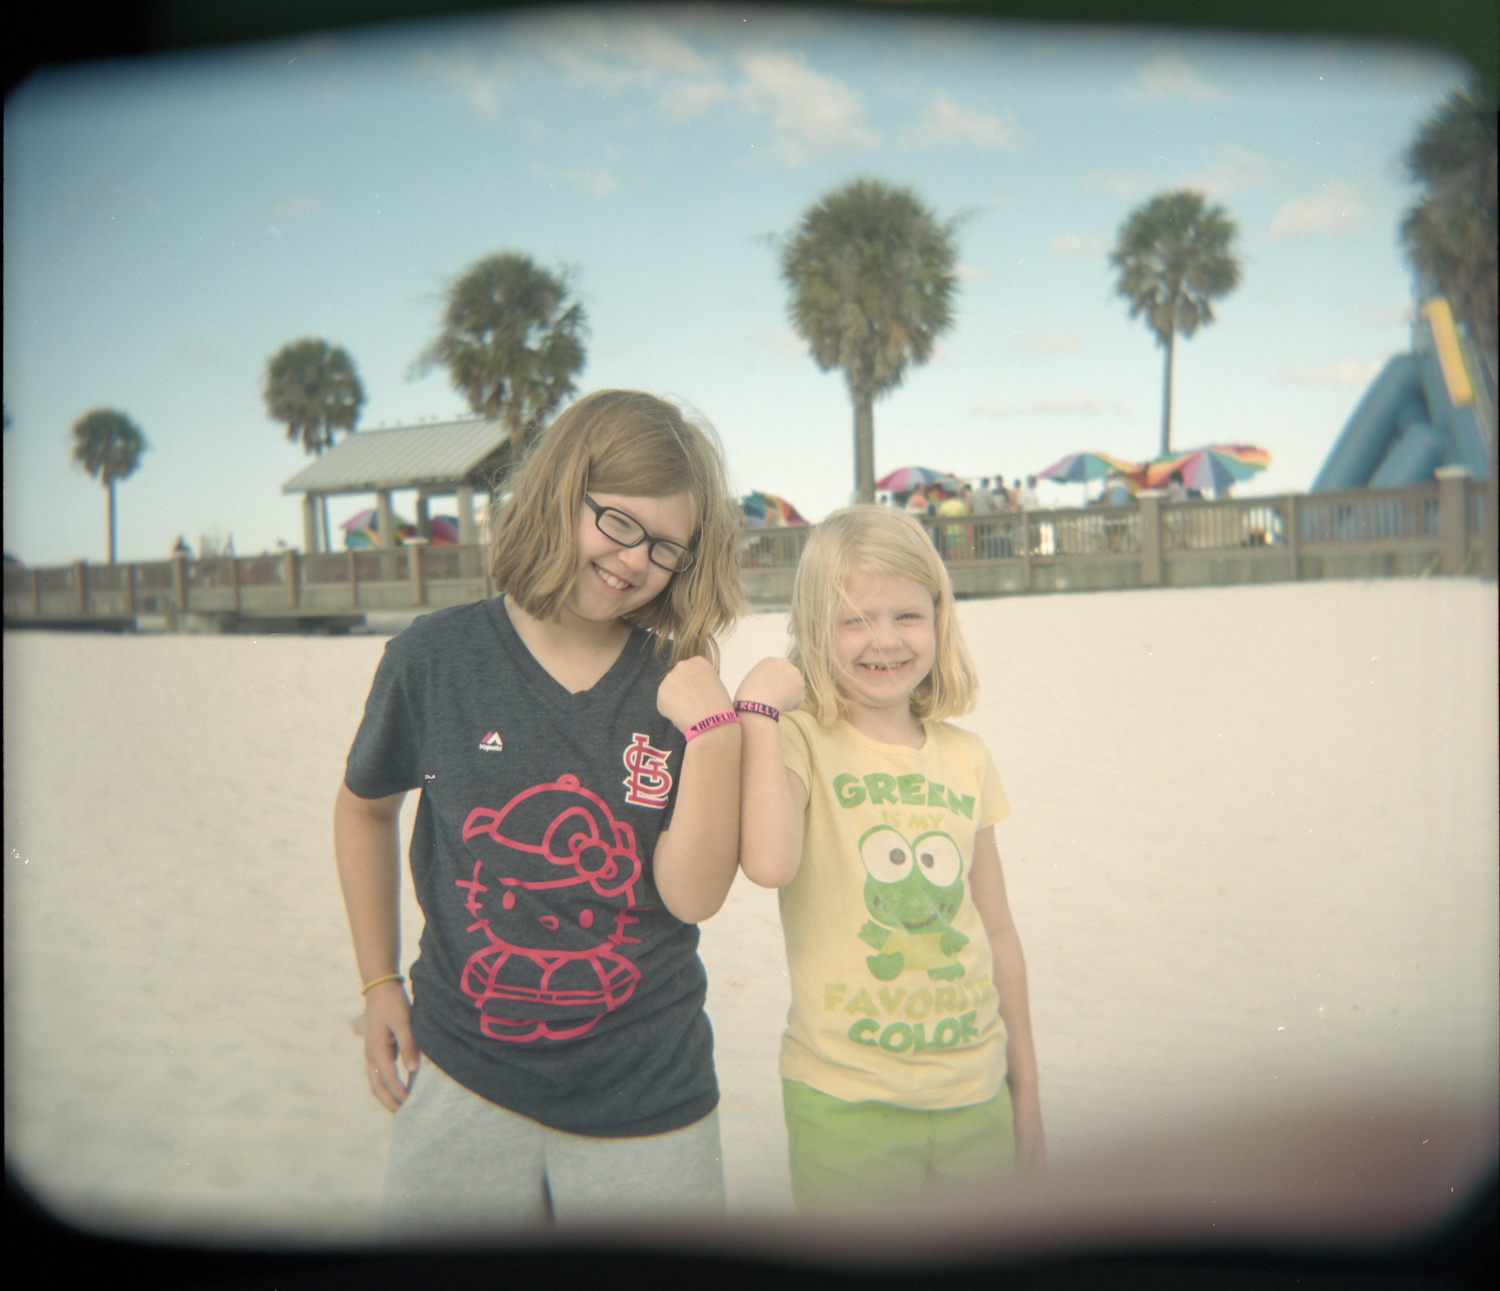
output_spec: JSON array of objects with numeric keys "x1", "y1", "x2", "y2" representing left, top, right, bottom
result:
[{"x1": 782, "y1": 1078, "x2": 1015, "y2": 1210}]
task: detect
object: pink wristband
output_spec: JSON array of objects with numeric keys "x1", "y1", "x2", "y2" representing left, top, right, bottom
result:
[
  {"x1": 682, "y1": 710, "x2": 739, "y2": 742},
  {"x1": 733, "y1": 700, "x2": 780, "y2": 722}
]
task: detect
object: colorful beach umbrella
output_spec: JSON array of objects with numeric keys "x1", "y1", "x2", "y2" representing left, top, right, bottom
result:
[
  {"x1": 340, "y1": 507, "x2": 416, "y2": 548},
  {"x1": 429, "y1": 516, "x2": 459, "y2": 545},
  {"x1": 874, "y1": 465, "x2": 965, "y2": 496},
  {"x1": 1037, "y1": 451, "x2": 1142, "y2": 484},
  {"x1": 741, "y1": 491, "x2": 809, "y2": 527},
  {"x1": 1143, "y1": 445, "x2": 1271, "y2": 492}
]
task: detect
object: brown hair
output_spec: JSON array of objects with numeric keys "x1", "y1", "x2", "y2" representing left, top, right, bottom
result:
[{"x1": 487, "y1": 390, "x2": 745, "y2": 667}]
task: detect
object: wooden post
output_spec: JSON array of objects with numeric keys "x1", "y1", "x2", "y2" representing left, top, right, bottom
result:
[
  {"x1": 172, "y1": 555, "x2": 188, "y2": 613},
  {"x1": 32, "y1": 568, "x2": 41, "y2": 617},
  {"x1": 230, "y1": 554, "x2": 241, "y2": 614},
  {"x1": 377, "y1": 490, "x2": 394, "y2": 549},
  {"x1": 302, "y1": 494, "x2": 319, "y2": 556},
  {"x1": 1020, "y1": 516, "x2": 1031, "y2": 592},
  {"x1": 457, "y1": 485, "x2": 477, "y2": 546},
  {"x1": 411, "y1": 540, "x2": 425, "y2": 606},
  {"x1": 349, "y1": 550, "x2": 358, "y2": 609},
  {"x1": 74, "y1": 560, "x2": 88, "y2": 616},
  {"x1": 126, "y1": 563, "x2": 137, "y2": 616},
  {"x1": 284, "y1": 549, "x2": 299, "y2": 609},
  {"x1": 1436, "y1": 466, "x2": 1469, "y2": 575},
  {"x1": 415, "y1": 493, "x2": 431, "y2": 541},
  {"x1": 1287, "y1": 495, "x2": 1300, "y2": 580},
  {"x1": 1139, "y1": 495, "x2": 1163, "y2": 586}
]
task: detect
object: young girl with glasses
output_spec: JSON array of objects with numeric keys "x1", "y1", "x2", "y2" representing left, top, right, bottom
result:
[
  {"x1": 335, "y1": 390, "x2": 745, "y2": 1235},
  {"x1": 734, "y1": 506, "x2": 1044, "y2": 1209}
]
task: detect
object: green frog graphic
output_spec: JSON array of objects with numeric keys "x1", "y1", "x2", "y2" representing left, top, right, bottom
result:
[{"x1": 857, "y1": 824, "x2": 968, "y2": 981}]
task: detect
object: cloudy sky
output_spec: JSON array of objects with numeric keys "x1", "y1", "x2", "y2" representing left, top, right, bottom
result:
[{"x1": 3, "y1": 5, "x2": 1467, "y2": 565}]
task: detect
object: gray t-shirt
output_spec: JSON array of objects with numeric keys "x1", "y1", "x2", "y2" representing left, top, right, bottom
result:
[{"x1": 345, "y1": 597, "x2": 717, "y2": 1137}]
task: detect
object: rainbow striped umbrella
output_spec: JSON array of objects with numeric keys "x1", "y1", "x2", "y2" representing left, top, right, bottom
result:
[
  {"x1": 741, "y1": 491, "x2": 809, "y2": 527},
  {"x1": 1143, "y1": 445, "x2": 1271, "y2": 492},
  {"x1": 1037, "y1": 451, "x2": 1142, "y2": 484},
  {"x1": 874, "y1": 466, "x2": 966, "y2": 497}
]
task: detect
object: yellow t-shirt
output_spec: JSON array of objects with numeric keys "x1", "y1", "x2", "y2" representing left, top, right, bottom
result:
[{"x1": 778, "y1": 709, "x2": 1011, "y2": 1109}]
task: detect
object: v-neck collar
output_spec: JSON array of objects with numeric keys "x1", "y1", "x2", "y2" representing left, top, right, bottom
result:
[{"x1": 486, "y1": 596, "x2": 646, "y2": 712}]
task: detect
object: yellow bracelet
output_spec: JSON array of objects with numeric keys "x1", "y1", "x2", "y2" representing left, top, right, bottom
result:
[{"x1": 360, "y1": 972, "x2": 404, "y2": 996}]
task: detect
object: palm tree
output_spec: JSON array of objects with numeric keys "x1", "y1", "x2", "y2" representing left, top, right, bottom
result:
[
  {"x1": 781, "y1": 178, "x2": 959, "y2": 504},
  {"x1": 70, "y1": 409, "x2": 147, "y2": 564},
  {"x1": 1400, "y1": 78, "x2": 1497, "y2": 378},
  {"x1": 263, "y1": 338, "x2": 365, "y2": 552},
  {"x1": 415, "y1": 252, "x2": 587, "y2": 451},
  {"x1": 1110, "y1": 190, "x2": 1241, "y2": 457}
]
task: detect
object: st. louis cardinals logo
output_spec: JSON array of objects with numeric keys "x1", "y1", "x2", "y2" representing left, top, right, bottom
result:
[
  {"x1": 621, "y1": 732, "x2": 673, "y2": 808},
  {"x1": 458, "y1": 775, "x2": 645, "y2": 1044}
]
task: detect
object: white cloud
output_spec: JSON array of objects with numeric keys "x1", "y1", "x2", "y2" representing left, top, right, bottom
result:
[
  {"x1": 1083, "y1": 170, "x2": 1154, "y2": 198},
  {"x1": 418, "y1": 48, "x2": 511, "y2": 118},
  {"x1": 1048, "y1": 234, "x2": 1108, "y2": 261},
  {"x1": 1125, "y1": 55, "x2": 1228, "y2": 103},
  {"x1": 530, "y1": 161, "x2": 623, "y2": 196},
  {"x1": 1021, "y1": 334, "x2": 1082, "y2": 353},
  {"x1": 1186, "y1": 144, "x2": 1275, "y2": 197},
  {"x1": 898, "y1": 96, "x2": 1024, "y2": 151},
  {"x1": 737, "y1": 51, "x2": 879, "y2": 161},
  {"x1": 955, "y1": 262, "x2": 992, "y2": 283},
  {"x1": 538, "y1": 14, "x2": 714, "y2": 90},
  {"x1": 1280, "y1": 361, "x2": 1382, "y2": 384},
  {"x1": 1268, "y1": 182, "x2": 1366, "y2": 240}
]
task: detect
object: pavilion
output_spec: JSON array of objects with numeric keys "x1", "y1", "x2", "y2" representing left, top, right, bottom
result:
[{"x1": 280, "y1": 416, "x2": 513, "y2": 553}]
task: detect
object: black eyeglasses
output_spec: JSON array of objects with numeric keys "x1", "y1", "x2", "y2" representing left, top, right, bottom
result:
[{"x1": 584, "y1": 496, "x2": 696, "y2": 573}]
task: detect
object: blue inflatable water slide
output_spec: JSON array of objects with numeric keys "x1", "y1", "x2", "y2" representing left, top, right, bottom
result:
[{"x1": 1312, "y1": 299, "x2": 1495, "y2": 491}]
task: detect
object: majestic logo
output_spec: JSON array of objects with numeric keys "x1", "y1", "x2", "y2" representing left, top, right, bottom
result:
[
  {"x1": 621, "y1": 733, "x2": 673, "y2": 809},
  {"x1": 458, "y1": 775, "x2": 645, "y2": 1044},
  {"x1": 478, "y1": 731, "x2": 504, "y2": 752}
]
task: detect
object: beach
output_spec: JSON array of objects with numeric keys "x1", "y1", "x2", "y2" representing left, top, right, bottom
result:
[{"x1": 5, "y1": 578, "x2": 1497, "y2": 1252}]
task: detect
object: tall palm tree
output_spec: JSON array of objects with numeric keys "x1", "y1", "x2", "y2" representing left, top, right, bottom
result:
[
  {"x1": 1110, "y1": 190, "x2": 1241, "y2": 457},
  {"x1": 263, "y1": 338, "x2": 365, "y2": 552},
  {"x1": 415, "y1": 252, "x2": 587, "y2": 452},
  {"x1": 1400, "y1": 78, "x2": 1497, "y2": 378},
  {"x1": 781, "y1": 178, "x2": 959, "y2": 504},
  {"x1": 70, "y1": 408, "x2": 147, "y2": 564}
]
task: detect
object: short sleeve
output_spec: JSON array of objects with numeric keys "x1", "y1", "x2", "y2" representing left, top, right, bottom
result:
[
  {"x1": 977, "y1": 739, "x2": 1010, "y2": 829},
  {"x1": 344, "y1": 640, "x2": 423, "y2": 799},
  {"x1": 780, "y1": 709, "x2": 816, "y2": 796}
]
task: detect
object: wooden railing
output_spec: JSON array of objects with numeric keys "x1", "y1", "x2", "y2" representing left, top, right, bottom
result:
[{"x1": 4, "y1": 480, "x2": 1493, "y2": 628}]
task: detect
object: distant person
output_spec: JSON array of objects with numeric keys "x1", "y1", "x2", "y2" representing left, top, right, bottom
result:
[
  {"x1": 734, "y1": 506, "x2": 1044, "y2": 1208},
  {"x1": 1102, "y1": 474, "x2": 1133, "y2": 507},
  {"x1": 937, "y1": 485, "x2": 972, "y2": 559},
  {"x1": 1017, "y1": 477, "x2": 1039, "y2": 510},
  {"x1": 970, "y1": 479, "x2": 996, "y2": 516},
  {"x1": 172, "y1": 535, "x2": 191, "y2": 559},
  {"x1": 335, "y1": 390, "x2": 746, "y2": 1235},
  {"x1": 905, "y1": 488, "x2": 930, "y2": 517},
  {"x1": 1164, "y1": 470, "x2": 1188, "y2": 503}
]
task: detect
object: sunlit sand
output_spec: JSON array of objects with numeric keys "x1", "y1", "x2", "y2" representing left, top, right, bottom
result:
[{"x1": 5, "y1": 578, "x2": 1496, "y2": 1248}]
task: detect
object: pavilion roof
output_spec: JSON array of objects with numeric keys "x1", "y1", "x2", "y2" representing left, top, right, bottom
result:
[{"x1": 280, "y1": 417, "x2": 512, "y2": 495}]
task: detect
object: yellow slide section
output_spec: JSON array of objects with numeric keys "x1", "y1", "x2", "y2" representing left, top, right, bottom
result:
[{"x1": 1419, "y1": 298, "x2": 1475, "y2": 408}]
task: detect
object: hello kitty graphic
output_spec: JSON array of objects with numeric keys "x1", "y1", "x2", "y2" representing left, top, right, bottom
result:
[{"x1": 457, "y1": 775, "x2": 645, "y2": 1043}]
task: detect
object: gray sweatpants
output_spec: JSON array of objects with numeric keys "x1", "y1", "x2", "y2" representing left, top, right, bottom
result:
[{"x1": 379, "y1": 1058, "x2": 726, "y2": 1239}]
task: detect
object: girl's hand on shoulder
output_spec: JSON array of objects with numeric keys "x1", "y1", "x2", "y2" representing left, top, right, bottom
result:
[
  {"x1": 736, "y1": 657, "x2": 805, "y2": 715},
  {"x1": 657, "y1": 655, "x2": 733, "y2": 733}
]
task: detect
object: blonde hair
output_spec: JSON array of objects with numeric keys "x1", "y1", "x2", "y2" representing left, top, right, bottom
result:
[
  {"x1": 488, "y1": 390, "x2": 745, "y2": 668},
  {"x1": 789, "y1": 506, "x2": 979, "y2": 724}
]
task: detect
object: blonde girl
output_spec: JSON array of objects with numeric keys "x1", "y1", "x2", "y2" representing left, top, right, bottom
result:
[
  {"x1": 336, "y1": 390, "x2": 746, "y2": 1235},
  {"x1": 734, "y1": 505, "x2": 1043, "y2": 1208}
]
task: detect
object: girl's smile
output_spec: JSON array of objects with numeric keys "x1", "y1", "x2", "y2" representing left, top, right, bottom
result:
[
  {"x1": 567, "y1": 490, "x2": 694, "y2": 626},
  {"x1": 833, "y1": 570, "x2": 937, "y2": 726}
]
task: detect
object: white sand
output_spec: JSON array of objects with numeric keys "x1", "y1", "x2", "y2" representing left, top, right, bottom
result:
[{"x1": 5, "y1": 579, "x2": 1496, "y2": 1250}]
